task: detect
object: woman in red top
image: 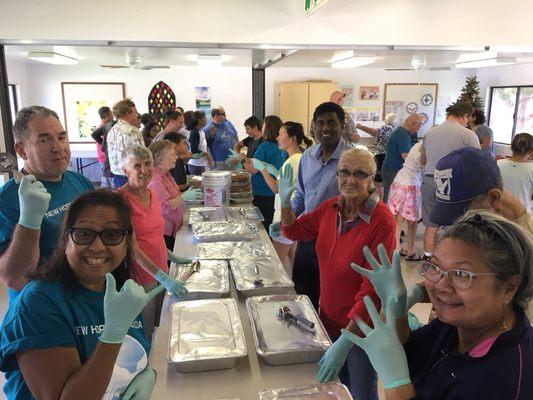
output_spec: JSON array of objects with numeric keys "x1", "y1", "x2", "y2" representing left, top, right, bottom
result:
[{"x1": 280, "y1": 148, "x2": 395, "y2": 400}]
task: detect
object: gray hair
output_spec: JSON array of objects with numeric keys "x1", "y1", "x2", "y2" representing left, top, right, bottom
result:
[
  {"x1": 121, "y1": 146, "x2": 152, "y2": 169},
  {"x1": 339, "y1": 148, "x2": 377, "y2": 192},
  {"x1": 148, "y1": 140, "x2": 175, "y2": 166},
  {"x1": 438, "y1": 209, "x2": 533, "y2": 310},
  {"x1": 384, "y1": 113, "x2": 397, "y2": 125},
  {"x1": 13, "y1": 106, "x2": 59, "y2": 143}
]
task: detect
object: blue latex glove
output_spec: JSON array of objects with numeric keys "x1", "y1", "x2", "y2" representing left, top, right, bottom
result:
[
  {"x1": 268, "y1": 222, "x2": 282, "y2": 238},
  {"x1": 278, "y1": 164, "x2": 296, "y2": 208},
  {"x1": 316, "y1": 335, "x2": 353, "y2": 382},
  {"x1": 100, "y1": 274, "x2": 165, "y2": 344},
  {"x1": 17, "y1": 174, "x2": 51, "y2": 229},
  {"x1": 154, "y1": 270, "x2": 188, "y2": 299},
  {"x1": 252, "y1": 158, "x2": 280, "y2": 177},
  {"x1": 181, "y1": 187, "x2": 203, "y2": 202},
  {"x1": 121, "y1": 367, "x2": 156, "y2": 400},
  {"x1": 167, "y1": 250, "x2": 193, "y2": 265},
  {"x1": 341, "y1": 296, "x2": 411, "y2": 389},
  {"x1": 351, "y1": 245, "x2": 408, "y2": 318}
]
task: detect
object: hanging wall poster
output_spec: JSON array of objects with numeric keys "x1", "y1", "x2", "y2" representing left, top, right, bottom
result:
[
  {"x1": 340, "y1": 84, "x2": 354, "y2": 107},
  {"x1": 195, "y1": 86, "x2": 211, "y2": 114},
  {"x1": 61, "y1": 82, "x2": 125, "y2": 143},
  {"x1": 359, "y1": 86, "x2": 380, "y2": 100}
]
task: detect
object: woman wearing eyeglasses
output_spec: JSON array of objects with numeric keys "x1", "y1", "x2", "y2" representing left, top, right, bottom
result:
[
  {"x1": 279, "y1": 148, "x2": 396, "y2": 400},
  {"x1": 342, "y1": 210, "x2": 533, "y2": 400},
  {"x1": 0, "y1": 190, "x2": 163, "y2": 400}
]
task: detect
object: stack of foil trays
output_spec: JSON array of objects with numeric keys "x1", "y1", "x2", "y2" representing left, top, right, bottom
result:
[
  {"x1": 171, "y1": 260, "x2": 230, "y2": 300},
  {"x1": 168, "y1": 298, "x2": 247, "y2": 373},
  {"x1": 247, "y1": 295, "x2": 331, "y2": 365},
  {"x1": 230, "y1": 257, "x2": 294, "y2": 297},
  {"x1": 258, "y1": 383, "x2": 352, "y2": 399},
  {"x1": 192, "y1": 221, "x2": 259, "y2": 242},
  {"x1": 196, "y1": 241, "x2": 272, "y2": 260}
]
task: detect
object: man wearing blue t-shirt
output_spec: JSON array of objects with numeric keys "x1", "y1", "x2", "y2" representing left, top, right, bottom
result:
[
  {"x1": 0, "y1": 106, "x2": 93, "y2": 298},
  {"x1": 381, "y1": 114, "x2": 422, "y2": 203},
  {"x1": 204, "y1": 106, "x2": 238, "y2": 169}
]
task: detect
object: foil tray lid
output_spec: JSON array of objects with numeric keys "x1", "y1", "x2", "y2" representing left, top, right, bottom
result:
[
  {"x1": 230, "y1": 257, "x2": 294, "y2": 291},
  {"x1": 189, "y1": 207, "x2": 227, "y2": 224},
  {"x1": 247, "y1": 295, "x2": 331, "y2": 356},
  {"x1": 192, "y1": 221, "x2": 259, "y2": 242},
  {"x1": 168, "y1": 298, "x2": 247, "y2": 363},
  {"x1": 258, "y1": 383, "x2": 352, "y2": 399},
  {"x1": 173, "y1": 260, "x2": 229, "y2": 294},
  {"x1": 196, "y1": 241, "x2": 272, "y2": 260}
]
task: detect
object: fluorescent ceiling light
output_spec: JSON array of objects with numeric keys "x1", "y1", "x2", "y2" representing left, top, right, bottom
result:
[
  {"x1": 197, "y1": 54, "x2": 222, "y2": 68},
  {"x1": 27, "y1": 51, "x2": 78, "y2": 65},
  {"x1": 331, "y1": 56, "x2": 376, "y2": 69},
  {"x1": 455, "y1": 57, "x2": 516, "y2": 68}
]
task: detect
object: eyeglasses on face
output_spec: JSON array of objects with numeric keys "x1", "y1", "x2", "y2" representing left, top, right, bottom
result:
[
  {"x1": 215, "y1": 113, "x2": 226, "y2": 117},
  {"x1": 420, "y1": 261, "x2": 498, "y2": 290},
  {"x1": 68, "y1": 228, "x2": 129, "y2": 246},
  {"x1": 336, "y1": 169, "x2": 374, "y2": 180}
]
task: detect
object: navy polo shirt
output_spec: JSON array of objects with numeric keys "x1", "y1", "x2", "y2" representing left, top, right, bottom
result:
[{"x1": 404, "y1": 307, "x2": 532, "y2": 399}]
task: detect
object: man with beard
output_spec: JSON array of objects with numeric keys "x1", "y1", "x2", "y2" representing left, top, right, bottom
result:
[{"x1": 291, "y1": 102, "x2": 350, "y2": 309}]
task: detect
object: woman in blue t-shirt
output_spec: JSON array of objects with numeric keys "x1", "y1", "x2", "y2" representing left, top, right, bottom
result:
[
  {"x1": 244, "y1": 115, "x2": 286, "y2": 230},
  {"x1": 0, "y1": 190, "x2": 163, "y2": 400}
]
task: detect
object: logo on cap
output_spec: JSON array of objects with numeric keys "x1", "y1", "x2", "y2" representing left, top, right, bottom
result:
[{"x1": 435, "y1": 168, "x2": 453, "y2": 201}]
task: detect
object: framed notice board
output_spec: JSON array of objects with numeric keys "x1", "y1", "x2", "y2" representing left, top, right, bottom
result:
[{"x1": 383, "y1": 83, "x2": 438, "y2": 136}]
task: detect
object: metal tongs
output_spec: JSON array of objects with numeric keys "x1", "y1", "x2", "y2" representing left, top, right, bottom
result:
[
  {"x1": 0, "y1": 152, "x2": 23, "y2": 183},
  {"x1": 276, "y1": 306, "x2": 315, "y2": 330},
  {"x1": 197, "y1": 210, "x2": 209, "y2": 221},
  {"x1": 253, "y1": 265, "x2": 264, "y2": 288},
  {"x1": 179, "y1": 260, "x2": 201, "y2": 282},
  {"x1": 238, "y1": 207, "x2": 248, "y2": 219}
]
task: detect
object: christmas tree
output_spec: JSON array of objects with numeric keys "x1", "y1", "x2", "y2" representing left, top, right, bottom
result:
[{"x1": 455, "y1": 75, "x2": 484, "y2": 109}]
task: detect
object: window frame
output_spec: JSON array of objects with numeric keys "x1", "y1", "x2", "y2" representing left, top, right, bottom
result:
[{"x1": 488, "y1": 85, "x2": 533, "y2": 145}]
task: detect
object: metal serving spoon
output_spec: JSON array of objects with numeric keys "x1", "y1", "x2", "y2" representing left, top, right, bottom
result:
[
  {"x1": 276, "y1": 306, "x2": 315, "y2": 330},
  {"x1": 180, "y1": 260, "x2": 201, "y2": 282},
  {"x1": 0, "y1": 152, "x2": 23, "y2": 183}
]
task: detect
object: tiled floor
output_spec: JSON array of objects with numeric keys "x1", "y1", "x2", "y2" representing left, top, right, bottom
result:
[{"x1": 0, "y1": 224, "x2": 431, "y2": 399}]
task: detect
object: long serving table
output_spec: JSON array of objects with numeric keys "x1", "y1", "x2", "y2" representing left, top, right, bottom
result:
[{"x1": 149, "y1": 208, "x2": 324, "y2": 400}]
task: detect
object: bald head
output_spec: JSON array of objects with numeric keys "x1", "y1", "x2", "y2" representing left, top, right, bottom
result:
[
  {"x1": 329, "y1": 91, "x2": 345, "y2": 106},
  {"x1": 403, "y1": 114, "x2": 422, "y2": 134}
]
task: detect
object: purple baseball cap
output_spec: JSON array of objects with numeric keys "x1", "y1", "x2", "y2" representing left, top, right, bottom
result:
[{"x1": 430, "y1": 147, "x2": 501, "y2": 226}]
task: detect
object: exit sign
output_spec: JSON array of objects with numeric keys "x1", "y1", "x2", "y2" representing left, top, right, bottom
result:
[{"x1": 305, "y1": 0, "x2": 329, "y2": 15}]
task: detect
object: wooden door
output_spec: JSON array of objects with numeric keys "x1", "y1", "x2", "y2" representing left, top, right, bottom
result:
[
  {"x1": 276, "y1": 83, "x2": 310, "y2": 133},
  {"x1": 308, "y1": 82, "x2": 339, "y2": 131}
]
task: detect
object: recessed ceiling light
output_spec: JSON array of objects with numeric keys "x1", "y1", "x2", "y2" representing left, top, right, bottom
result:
[{"x1": 27, "y1": 51, "x2": 79, "y2": 65}]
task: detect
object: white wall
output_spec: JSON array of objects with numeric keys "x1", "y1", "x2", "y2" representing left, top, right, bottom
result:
[
  {"x1": 266, "y1": 67, "x2": 471, "y2": 127},
  {"x1": 1, "y1": 0, "x2": 533, "y2": 46},
  {"x1": 6, "y1": 62, "x2": 252, "y2": 138}
]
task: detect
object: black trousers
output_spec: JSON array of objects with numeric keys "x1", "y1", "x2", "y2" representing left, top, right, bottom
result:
[
  {"x1": 164, "y1": 235, "x2": 175, "y2": 267},
  {"x1": 252, "y1": 195, "x2": 275, "y2": 231},
  {"x1": 292, "y1": 240, "x2": 320, "y2": 310}
]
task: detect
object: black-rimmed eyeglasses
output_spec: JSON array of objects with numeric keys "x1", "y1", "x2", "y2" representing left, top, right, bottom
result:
[{"x1": 68, "y1": 228, "x2": 130, "y2": 246}]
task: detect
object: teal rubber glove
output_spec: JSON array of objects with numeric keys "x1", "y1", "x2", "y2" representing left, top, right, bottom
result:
[
  {"x1": 252, "y1": 158, "x2": 280, "y2": 177},
  {"x1": 278, "y1": 164, "x2": 296, "y2": 208},
  {"x1": 351, "y1": 245, "x2": 408, "y2": 318},
  {"x1": 181, "y1": 187, "x2": 203, "y2": 202},
  {"x1": 154, "y1": 270, "x2": 188, "y2": 299},
  {"x1": 341, "y1": 296, "x2": 411, "y2": 389},
  {"x1": 100, "y1": 274, "x2": 165, "y2": 344},
  {"x1": 121, "y1": 367, "x2": 156, "y2": 400},
  {"x1": 268, "y1": 222, "x2": 282, "y2": 238},
  {"x1": 225, "y1": 149, "x2": 240, "y2": 167},
  {"x1": 17, "y1": 174, "x2": 51, "y2": 229},
  {"x1": 407, "y1": 284, "x2": 426, "y2": 310},
  {"x1": 167, "y1": 250, "x2": 193, "y2": 265},
  {"x1": 316, "y1": 335, "x2": 353, "y2": 382}
]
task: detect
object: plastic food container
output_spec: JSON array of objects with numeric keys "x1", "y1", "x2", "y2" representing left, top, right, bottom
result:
[
  {"x1": 247, "y1": 295, "x2": 331, "y2": 365},
  {"x1": 168, "y1": 298, "x2": 247, "y2": 373}
]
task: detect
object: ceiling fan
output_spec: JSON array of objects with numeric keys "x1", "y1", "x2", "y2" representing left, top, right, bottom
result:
[
  {"x1": 100, "y1": 56, "x2": 170, "y2": 70},
  {"x1": 385, "y1": 56, "x2": 450, "y2": 71}
]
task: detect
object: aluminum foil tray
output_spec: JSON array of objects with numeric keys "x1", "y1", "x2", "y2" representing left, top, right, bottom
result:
[
  {"x1": 196, "y1": 241, "x2": 272, "y2": 260},
  {"x1": 171, "y1": 260, "x2": 230, "y2": 300},
  {"x1": 189, "y1": 207, "x2": 226, "y2": 224},
  {"x1": 168, "y1": 298, "x2": 247, "y2": 373},
  {"x1": 225, "y1": 206, "x2": 265, "y2": 222},
  {"x1": 258, "y1": 383, "x2": 352, "y2": 399},
  {"x1": 230, "y1": 257, "x2": 294, "y2": 297},
  {"x1": 192, "y1": 221, "x2": 259, "y2": 242},
  {"x1": 247, "y1": 295, "x2": 331, "y2": 365}
]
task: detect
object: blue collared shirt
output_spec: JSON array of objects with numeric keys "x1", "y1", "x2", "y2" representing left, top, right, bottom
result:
[{"x1": 291, "y1": 138, "x2": 349, "y2": 216}]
